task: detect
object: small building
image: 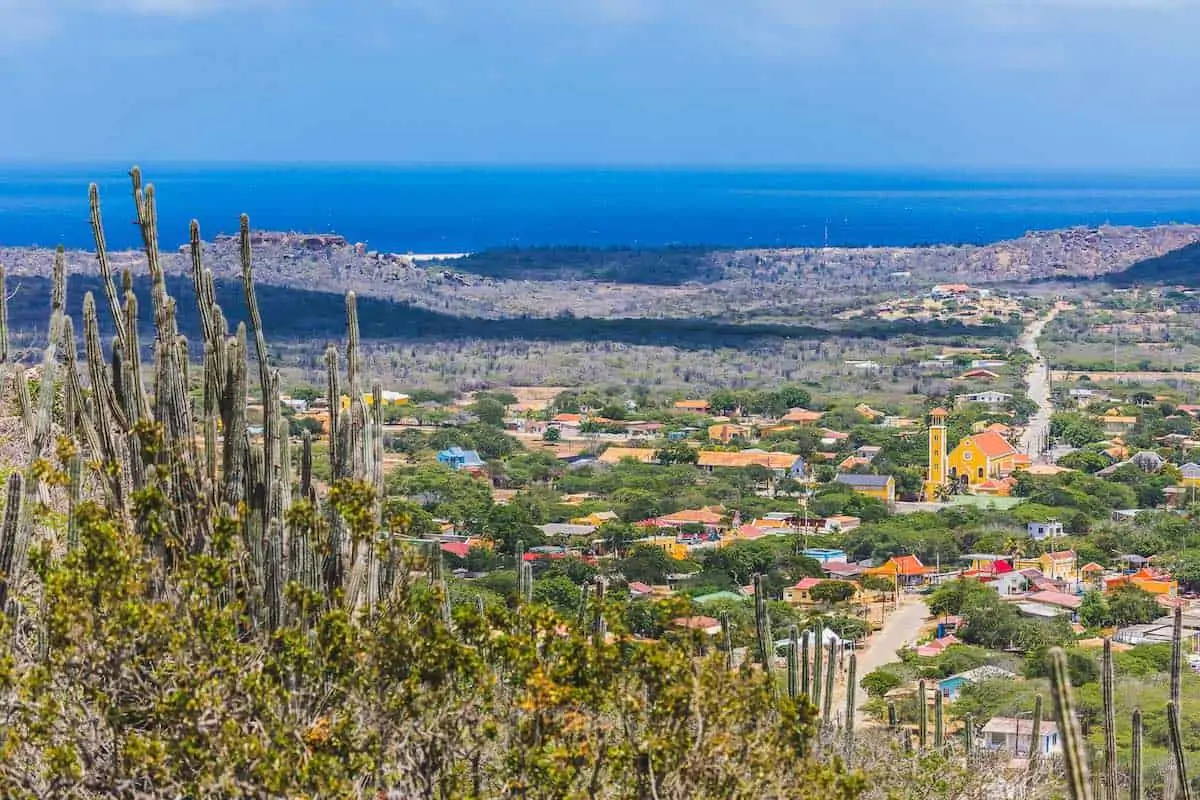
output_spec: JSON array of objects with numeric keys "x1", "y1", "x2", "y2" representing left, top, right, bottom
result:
[
  {"x1": 957, "y1": 368, "x2": 1000, "y2": 381},
  {"x1": 865, "y1": 554, "x2": 931, "y2": 587},
  {"x1": 833, "y1": 473, "x2": 896, "y2": 505},
  {"x1": 802, "y1": 548, "x2": 848, "y2": 564},
  {"x1": 1028, "y1": 521, "x2": 1065, "y2": 541},
  {"x1": 783, "y1": 577, "x2": 859, "y2": 606},
  {"x1": 955, "y1": 391, "x2": 1014, "y2": 409},
  {"x1": 436, "y1": 447, "x2": 485, "y2": 472},
  {"x1": 782, "y1": 407, "x2": 825, "y2": 424},
  {"x1": 1036, "y1": 550, "x2": 1078, "y2": 581},
  {"x1": 673, "y1": 399, "x2": 711, "y2": 413},
  {"x1": 981, "y1": 717, "x2": 1061, "y2": 757},
  {"x1": 696, "y1": 450, "x2": 806, "y2": 479},
  {"x1": 1180, "y1": 463, "x2": 1200, "y2": 488},
  {"x1": 938, "y1": 666, "x2": 1016, "y2": 701},
  {"x1": 708, "y1": 423, "x2": 753, "y2": 444},
  {"x1": 1100, "y1": 409, "x2": 1138, "y2": 435},
  {"x1": 598, "y1": 447, "x2": 659, "y2": 466},
  {"x1": 822, "y1": 560, "x2": 865, "y2": 579}
]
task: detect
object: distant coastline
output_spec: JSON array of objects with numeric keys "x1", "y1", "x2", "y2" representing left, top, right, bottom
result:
[{"x1": 4, "y1": 165, "x2": 1200, "y2": 254}]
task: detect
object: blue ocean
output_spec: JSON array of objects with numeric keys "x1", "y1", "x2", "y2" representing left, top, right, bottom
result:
[{"x1": 4, "y1": 165, "x2": 1200, "y2": 253}]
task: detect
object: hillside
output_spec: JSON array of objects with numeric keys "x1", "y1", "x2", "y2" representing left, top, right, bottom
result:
[
  {"x1": 3, "y1": 223, "x2": 1199, "y2": 325},
  {"x1": 1107, "y1": 241, "x2": 1200, "y2": 287}
]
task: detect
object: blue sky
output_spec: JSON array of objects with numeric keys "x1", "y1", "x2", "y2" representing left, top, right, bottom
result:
[{"x1": 1, "y1": 0, "x2": 1198, "y2": 167}]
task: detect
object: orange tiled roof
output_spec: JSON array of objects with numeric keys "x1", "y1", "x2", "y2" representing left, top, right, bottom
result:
[
  {"x1": 659, "y1": 508, "x2": 726, "y2": 525},
  {"x1": 598, "y1": 447, "x2": 658, "y2": 465},
  {"x1": 696, "y1": 451, "x2": 800, "y2": 470},
  {"x1": 967, "y1": 430, "x2": 1018, "y2": 459},
  {"x1": 782, "y1": 408, "x2": 825, "y2": 424},
  {"x1": 674, "y1": 399, "x2": 710, "y2": 411}
]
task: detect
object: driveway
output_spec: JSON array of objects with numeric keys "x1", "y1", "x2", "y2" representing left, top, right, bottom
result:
[{"x1": 847, "y1": 596, "x2": 930, "y2": 727}]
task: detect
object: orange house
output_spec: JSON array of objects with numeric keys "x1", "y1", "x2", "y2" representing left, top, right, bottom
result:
[
  {"x1": 865, "y1": 554, "x2": 931, "y2": 587},
  {"x1": 948, "y1": 430, "x2": 1018, "y2": 488}
]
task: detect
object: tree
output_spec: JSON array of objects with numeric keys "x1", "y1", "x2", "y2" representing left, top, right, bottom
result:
[
  {"x1": 927, "y1": 578, "x2": 995, "y2": 617},
  {"x1": 532, "y1": 574, "x2": 582, "y2": 613},
  {"x1": 1078, "y1": 590, "x2": 1109, "y2": 628},
  {"x1": 655, "y1": 441, "x2": 699, "y2": 465},
  {"x1": 617, "y1": 544, "x2": 676, "y2": 585},
  {"x1": 542, "y1": 426, "x2": 561, "y2": 442},
  {"x1": 860, "y1": 667, "x2": 904, "y2": 698},
  {"x1": 484, "y1": 503, "x2": 545, "y2": 555},
  {"x1": 809, "y1": 580, "x2": 857, "y2": 606},
  {"x1": 1106, "y1": 584, "x2": 1162, "y2": 626},
  {"x1": 469, "y1": 397, "x2": 507, "y2": 427}
]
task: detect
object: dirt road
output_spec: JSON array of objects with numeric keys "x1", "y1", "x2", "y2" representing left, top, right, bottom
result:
[{"x1": 848, "y1": 596, "x2": 929, "y2": 727}]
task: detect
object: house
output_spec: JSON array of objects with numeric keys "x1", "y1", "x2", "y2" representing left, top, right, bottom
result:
[
  {"x1": 785, "y1": 577, "x2": 859, "y2": 606},
  {"x1": 696, "y1": 450, "x2": 806, "y2": 479},
  {"x1": 1100, "y1": 409, "x2": 1138, "y2": 435},
  {"x1": 823, "y1": 515, "x2": 861, "y2": 533},
  {"x1": 670, "y1": 616, "x2": 722, "y2": 635},
  {"x1": 1028, "y1": 521, "x2": 1065, "y2": 541},
  {"x1": 865, "y1": 554, "x2": 931, "y2": 587},
  {"x1": 937, "y1": 666, "x2": 1016, "y2": 701},
  {"x1": 1036, "y1": 550, "x2": 1078, "y2": 581},
  {"x1": 538, "y1": 523, "x2": 598, "y2": 538},
  {"x1": 957, "y1": 368, "x2": 1000, "y2": 381},
  {"x1": 981, "y1": 717, "x2": 1061, "y2": 757},
  {"x1": 673, "y1": 399, "x2": 711, "y2": 413},
  {"x1": 655, "y1": 507, "x2": 727, "y2": 529},
  {"x1": 572, "y1": 511, "x2": 618, "y2": 526},
  {"x1": 1180, "y1": 463, "x2": 1200, "y2": 488},
  {"x1": 955, "y1": 391, "x2": 1014, "y2": 409},
  {"x1": 948, "y1": 430, "x2": 1018, "y2": 488},
  {"x1": 931, "y1": 283, "x2": 973, "y2": 297},
  {"x1": 822, "y1": 561, "x2": 865, "y2": 579},
  {"x1": 916, "y1": 634, "x2": 961, "y2": 658},
  {"x1": 598, "y1": 447, "x2": 658, "y2": 466},
  {"x1": 1106, "y1": 568, "x2": 1179, "y2": 598},
  {"x1": 782, "y1": 407, "x2": 824, "y2": 424},
  {"x1": 833, "y1": 473, "x2": 896, "y2": 505},
  {"x1": 1025, "y1": 590, "x2": 1082, "y2": 614},
  {"x1": 628, "y1": 582, "x2": 654, "y2": 598},
  {"x1": 803, "y1": 548, "x2": 848, "y2": 564},
  {"x1": 436, "y1": 447, "x2": 486, "y2": 472},
  {"x1": 708, "y1": 423, "x2": 752, "y2": 444},
  {"x1": 339, "y1": 390, "x2": 409, "y2": 410},
  {"x1": 694, "y1": 590, "x2": 746, "y2": 605}
]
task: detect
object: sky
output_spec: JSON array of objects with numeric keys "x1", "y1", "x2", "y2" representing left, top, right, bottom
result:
[{"x1": 1, "y1": 0, "x2": 1199, "y2": 167}]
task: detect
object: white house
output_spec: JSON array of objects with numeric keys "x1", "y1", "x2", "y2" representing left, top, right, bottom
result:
[
  {"x1": 981, "y1": 717, "x2": 1061, "y2": 757},
  {"x1": 1028, "y1": 521, "x2": 1065, "y2": 541},
  {"x1": 955, "y1": 391, "x2": 1014, "y2": 409}
]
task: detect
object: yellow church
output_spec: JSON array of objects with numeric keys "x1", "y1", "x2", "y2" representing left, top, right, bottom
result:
[{"x1": 925, "y1": 408, "x2": 1020, "y2": 499}]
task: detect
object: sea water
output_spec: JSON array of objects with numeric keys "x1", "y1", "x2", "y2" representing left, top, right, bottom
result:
[{"x1": 3, "y1": 164, "x2": 1200, "y2": 254}]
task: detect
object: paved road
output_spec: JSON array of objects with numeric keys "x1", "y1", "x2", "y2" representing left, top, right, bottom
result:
[
  {"x1": 1018, "y1": 310, "x2": 1058, "y2": 459},
  {"x1": 850, "y1": 596, "x2": 929, "y2": 727}
]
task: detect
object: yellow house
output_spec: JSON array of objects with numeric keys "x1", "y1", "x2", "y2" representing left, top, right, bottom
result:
[
  {"x1": 708, "y1": 423, "x2": 752, "y2": 444},
  {"x1": 1180, "y1": 463, "x2": 1200, "y2": 489},
  {"x1": 641, "y1": 535, "x2": 689, "y2": 560},
  {"x1": 339, "y1": 390, "x2": 409, "y2": 410},
  {"x1": 833, "y1": 473, "x2": 896, "y2": 505},
  {"x1": 1099, "y1": 408, "x2": 1138, "y2": 435},
  {"x1": 1035, "y1": 550, "x2": 1078, "y2": 581},
  {"x1": 948, "y1": 430, "x2": 1018, "y2": 488}
]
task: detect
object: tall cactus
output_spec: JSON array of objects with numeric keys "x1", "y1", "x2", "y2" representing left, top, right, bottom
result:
[
  {"x1": 521, "y1": 562, "x2": 534, "y2": 605},
  {"x1": 1102, "y1": 638, "x2": 1118, "y2": 797},
  {"x1": 821, "y1": 640, "x2": 835, "y2": 723},
  {"x1": 787, "y1": 626, "x2": 800, "y2": 699},
  {"x1": 917, "y1": 679, "x2": 928, "y2": 750},
  {"x1": 1048, "y1": 647, "x2": 1095, "y2": 800},
  {"x1": 1029, "y1": 693, "x2": 1044, "y2": 775},
  {"x1": 1167, "y1": 702, "x2": 1191, "y2": 800},
  {"x1": 800, "y1": 627, "x2": 810, "y2": 700},
  {"x1": 0, "y1": 473, "x2": 24, "y2": 613},
  {"x1": 933, "y1": 686, "x2": 944, "y2": 751},
  {"x1": 1130, "y1": 709, "x2": 1144, "y2": 800},
  {"x1": 843, "y1": 652, "x2": 857, "y2": 753},
  {"x1": 753, "y1": 573, "x2": 773, "y2": 680},
  {"x1": 1170, "y1": 605, "x2": 1183, "y2": 708},
  {"x1": 964, "y1": 714, "x2": 974, "y2": 759},
  {"x1": 811, "y1": 623, "x2": 824, "y2": 709},
  {"x1": 887, "y1": 702, "x2": 897, "y2": 731}
]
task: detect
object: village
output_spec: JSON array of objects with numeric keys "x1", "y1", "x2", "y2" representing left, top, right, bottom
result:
[{"x1": 241, "y1": 294, "x2": 1200, "y2": 778}]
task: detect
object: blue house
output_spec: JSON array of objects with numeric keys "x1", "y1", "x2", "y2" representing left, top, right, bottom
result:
[
  {"x1": 937, "y1": 665, "x2": 1016, "y2": 701},
  {"x1": 437, "y1": 447, "x2": 486, "y2": 472},
  {"x1": 802, "y1": 548, "x2": 848, "y2": 565}
]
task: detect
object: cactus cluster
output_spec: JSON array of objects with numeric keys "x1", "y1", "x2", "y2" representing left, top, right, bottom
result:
[
  {"x1": 1046, "y1": 612, "x2": 1191, "y2": 800},
  {"x1": 0, "y1": 168, "x2": 395, "y2": 639}
]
